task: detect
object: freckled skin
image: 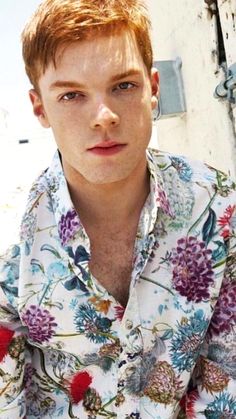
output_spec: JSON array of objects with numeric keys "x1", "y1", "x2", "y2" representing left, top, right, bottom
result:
[{"x1": 30, "y1": 29, "x2": 158, "y2": 187}]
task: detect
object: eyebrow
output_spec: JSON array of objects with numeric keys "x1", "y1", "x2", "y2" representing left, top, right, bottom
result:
[
  {"x1": 49, "y1": 80, "x2": 85, "y2": 90},
  {"x1": 49, "y1": 69, "x2": 142, "y2": 91}
]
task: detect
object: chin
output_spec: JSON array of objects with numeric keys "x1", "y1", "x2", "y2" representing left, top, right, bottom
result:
[{"x1": 82, "y1": 169, "x2": 131, "y2": 185}]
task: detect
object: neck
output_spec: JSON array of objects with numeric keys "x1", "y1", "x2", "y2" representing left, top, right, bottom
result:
[{"x1": 64, "y1": 160, "x2": 150, "y2": 229}]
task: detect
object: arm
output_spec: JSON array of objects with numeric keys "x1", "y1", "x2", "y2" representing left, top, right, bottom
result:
[{"x1": 181, "y1": 232, "x2": 236, "y2": 418}]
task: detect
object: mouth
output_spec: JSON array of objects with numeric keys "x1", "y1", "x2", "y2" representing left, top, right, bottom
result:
[{"x1": 88, "y1": 141, "x2": 127, "y2": 156}]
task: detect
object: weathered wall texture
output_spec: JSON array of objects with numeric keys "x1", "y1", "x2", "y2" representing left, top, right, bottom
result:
[{"x1": 147, "y1": 0, "x2": 236, "y2": 178}]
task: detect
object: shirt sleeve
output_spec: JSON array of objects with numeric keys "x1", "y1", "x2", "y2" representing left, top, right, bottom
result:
[
  {"x1": 0, "y1": 244, "x2": 28, "y2": 418},
  {"x1": 181, "y1": 232, "x2": 236, "y2": 418}
]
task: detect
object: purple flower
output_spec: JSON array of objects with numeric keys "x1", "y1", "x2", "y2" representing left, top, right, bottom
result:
[
  {"x1": 171, "y1": 236, "x2": 214, "y2": 302},
  {"x1": 208, "y1": 278, "x2": 236, "y2": 337},
  {"x1": 23, "y1": 363, "x2": 36, "y2": 390},
  {"x1": 58, "y1": 209, "x2": 81, "y2": 245},
  {"x1": 22, "y1": 305, "x2": 57, "y2": 343}
]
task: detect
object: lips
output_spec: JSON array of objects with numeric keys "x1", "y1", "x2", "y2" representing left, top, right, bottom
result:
[
  {"x1": 89, "y1": 140, "x2": 121, "y2": 149},
  {"x1": 88, "y1": 141, "x2": 126, "y2": 156}
]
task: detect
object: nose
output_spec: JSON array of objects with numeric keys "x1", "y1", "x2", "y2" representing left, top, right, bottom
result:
[{"x1": 90, "y1": 102, "x2": 120, "y2": 130}]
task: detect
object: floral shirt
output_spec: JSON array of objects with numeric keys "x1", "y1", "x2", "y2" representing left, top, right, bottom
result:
[{"x1": 0, "y1": 148, "x2": 236, "y2": 419}]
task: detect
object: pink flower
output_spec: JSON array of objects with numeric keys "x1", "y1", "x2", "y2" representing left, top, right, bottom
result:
[{"x1": 69, "y1": 371, "x2": 93, "y2": 404}]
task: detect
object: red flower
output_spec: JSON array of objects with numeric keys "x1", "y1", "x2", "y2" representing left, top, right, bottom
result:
[
  {"x1": 69, "y1": 371, "x2": 92, "y2": 404},
  {"x1": 218, "y1": 205, "x2": 236, "y2": 239},
  {"x1": 114, "y1": 305, "x2": 125, "y2": 321},
  {"x1": 0, "y1": 327, "x2": 14, "y2": 362},
  {"x1": 185, "y1": 390, "x2": 199, "y2": 419}
]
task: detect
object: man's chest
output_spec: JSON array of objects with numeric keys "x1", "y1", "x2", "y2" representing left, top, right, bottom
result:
[{"x1": 89, "y1": 233, "x2": 136, "y2": 307}]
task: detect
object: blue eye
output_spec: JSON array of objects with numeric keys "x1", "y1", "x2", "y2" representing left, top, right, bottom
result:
[
  {"x1": 117, "y1": 82, "x2": 135, "y2": 90},
  {"x1": 61, "y1": 92, "x2": 84, "y2": 101}
]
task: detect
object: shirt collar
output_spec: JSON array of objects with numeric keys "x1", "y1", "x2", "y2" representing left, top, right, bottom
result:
[
  {"x1": 146, "y1": 149, "x2": 174, "y2": 218},
  {"x1": 46, "y1": 149, "x2": 173, "y2": 247}
]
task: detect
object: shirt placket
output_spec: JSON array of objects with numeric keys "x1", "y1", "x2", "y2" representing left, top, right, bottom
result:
[{"x1": 116, "y1": 288, "x2": 143, "y2": 418}]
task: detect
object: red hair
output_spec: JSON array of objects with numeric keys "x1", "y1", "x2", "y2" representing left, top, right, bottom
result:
[{"x1": 22, "y1": 0, "x2": 153, "y2": 90}]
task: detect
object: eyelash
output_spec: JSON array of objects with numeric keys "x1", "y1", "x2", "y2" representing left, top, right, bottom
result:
[
  {"x1": 113, "y1": 82, "x2": 137, "y2": 91},
  {"x1": 60, "y1": 82, "x2": 137, "y2": 102},
  {"x1": 60, "y1": 92, "x2": 84, "y2": 101}
]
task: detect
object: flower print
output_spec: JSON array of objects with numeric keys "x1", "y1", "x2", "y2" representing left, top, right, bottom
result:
[
  {"x1": 204, "y1": 392, "x2": 236, "y2": 418},
  {"x1": 66, "y1": 245, "x2": 90, "y2": 265},
  {"x1": 47, "y1": 174, "x2": 60, "y2": 194},
  {"x1": 89, "y1": 296, "x2": 112, "y2": 314},
  {"x1": 162, "y1": 170, "x2": 195, "y2": 230},
  {"x1": 199, "y1": 357, "x2": 230, "y2": 394},
  {"x1": 170, "y1": 310, "x2": 208, "y2": 373},
  {"x1": 155, "y1": 184, "x2": 173, "y2": 217},
  {"x1": 69, "y1": 370, "x2": 92, "y2": 404},
  {"x1": 48, "y1": 349, "x2": 75, "y2": 374},
  {"x1": 74, "y1": 303, "x2": 113, "y2": 343},
  {"x1": 218, "y1": 204, "x2": 236, "y2": 239},
  {"x1": 22, "y1": 305, "x2": 57, "y2": 344},
  {"x1": 171, "y1": 157, "x2": 193, "y2": 182},
  {"x1": 20, "y1": 211, "x2": 37, "y2": 243},
  {"x1": 212, "y1": 168, "x2": 236, "y2": 197},
  {"x1": 27, "y1": 170, "x2": 47, "y2": 202},
  {"x1": 99, "y1": 341, "x2": 121, "y2": 361},
  {"x1": 23, "y1": 363, "x2": 36, "y2": 390},
  {"x1": 114, "y1": 305, "x2": 125, "y2": 321},
  {"x1": 46, "y1": 261, "x2": 70, "y2": 281},
  {"x1": 83, "y1": 387, "x2": 102, "y2": 415},
  {"x1": 170, "y1": 236, "x2": 214, "y2": 302},
  {"x1": 208, "y1": 342, "x2": 236, "y2": 379},
  {"x1": 0, "y1": 327, "x2": 14, "y2": 362},
  {"x1": 58, "y1": 209, "x2": 81, "y2": 245},
  {"x1": 115, "y1": 391, "x2": 125, "y2": 407},
  {"x1": 207, "y1": 277, "x2": 236, "y2": 337},
  {"x1": 143, "y1": 361, "x2": 183, "y2": 405},
  {"x1": 8, "y1": 335, "x2": 25, "y2": 359},
  {"x1": 182, "y1": 390, "x2": 199, "y2": 419},
  {"x1": 25, "y1": 381, "x2": 56, "y2": 417}
]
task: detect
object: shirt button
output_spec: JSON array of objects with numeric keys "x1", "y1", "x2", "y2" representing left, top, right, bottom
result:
[{"x1": 125, "y1": 319, "x2": 133, "y2": 330}]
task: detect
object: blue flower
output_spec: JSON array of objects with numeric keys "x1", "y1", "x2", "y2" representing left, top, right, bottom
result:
[
  {"x1": 74, "y1": 303, "x2": 112, "y2": 343},
  {"x1": 46, "y1": 261, "x2": 70, "y2": 281},
  {"x1": 171, "y1": 157, "x2": 193, "y2": 182},
  {"x1": 170, "y1": 309, "x2": 208, "y2": 372},
  {"x1": 205, "y1": 392, "x2": 236, "y2": 418}
]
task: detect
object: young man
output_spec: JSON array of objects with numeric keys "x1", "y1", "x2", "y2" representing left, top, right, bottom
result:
[{"x1": 0, "y1": 0, "x2": 235, "y2": 417}]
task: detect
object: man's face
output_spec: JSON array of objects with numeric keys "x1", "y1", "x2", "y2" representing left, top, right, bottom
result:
[{"x1": 31, "y1": 29, "x2": 158, "y2": 185}]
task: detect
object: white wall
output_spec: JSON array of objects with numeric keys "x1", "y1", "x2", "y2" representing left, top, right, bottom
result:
[{"x1": 147, "y1": 0, "x2": 236, "y2": 178}]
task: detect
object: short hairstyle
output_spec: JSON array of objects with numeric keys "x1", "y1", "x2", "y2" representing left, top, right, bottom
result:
[{"x1": 22, "y1": 0, "x2": 153, "y2": 90}]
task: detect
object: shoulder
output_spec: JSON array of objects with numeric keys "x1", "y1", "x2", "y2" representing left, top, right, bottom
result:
[{"x1": 147, "y1": 148, "x2": 236, "y2": 196}]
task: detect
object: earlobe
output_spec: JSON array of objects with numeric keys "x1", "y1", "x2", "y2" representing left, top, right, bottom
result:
[{"x1": 29, "y1": 89, "x2": 50, "y2": 128}]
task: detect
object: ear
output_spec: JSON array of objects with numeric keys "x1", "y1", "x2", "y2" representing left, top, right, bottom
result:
[
  {"x1": 29, "y1": 89, "x2": 50, "y2": 128},
  {"x1": 150, "y1": 68, "x2": 159, "y2": 110}
]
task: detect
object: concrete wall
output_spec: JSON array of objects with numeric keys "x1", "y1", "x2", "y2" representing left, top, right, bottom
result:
[{"x1": 147, "y1": 0, "x2": 236, "y2": 178}]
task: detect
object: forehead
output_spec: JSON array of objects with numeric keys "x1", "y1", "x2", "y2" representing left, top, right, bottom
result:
[{"x1": 40, "y1": 29, "x2": 147, "y2": 87}]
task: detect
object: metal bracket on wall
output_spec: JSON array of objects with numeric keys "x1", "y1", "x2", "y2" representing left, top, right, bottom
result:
[
  {"x1": 214, "y1": 63, "x2": 236, "y2": 105},
  {"x1": 153, "y1": 58, "x2": 187, "y2": 120}
]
